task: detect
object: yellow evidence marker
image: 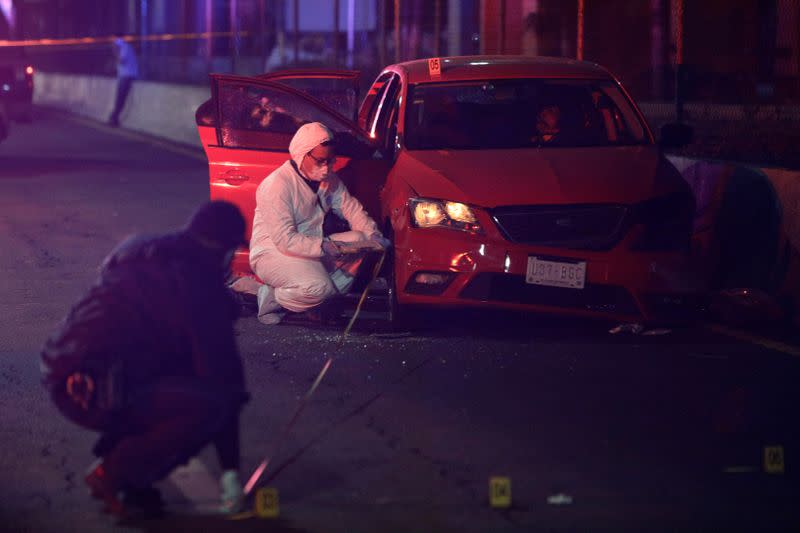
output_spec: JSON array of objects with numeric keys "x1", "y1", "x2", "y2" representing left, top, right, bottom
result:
[
  {"x1": 764, "y1": 446, "x2": 785, "y2": 474},
  {"x1": 255, "y1": 487, "x2": 280, "y2": 518},
  {"x1": 489, "y1": 477, "x2": 512, "y2": 508}
]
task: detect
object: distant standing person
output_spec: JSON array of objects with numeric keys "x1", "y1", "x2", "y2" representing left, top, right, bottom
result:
[{"x1": 109, "y1": 35, "x2": 138, "y2": 127}]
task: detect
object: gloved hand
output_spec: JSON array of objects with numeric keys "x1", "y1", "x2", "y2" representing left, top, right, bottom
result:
[
  {"x1": 368, "y1": 233, "x2": 392, "y2": 250},
  {"x1": 219, "y1": 470, "x2": 244, "y2": 514},
  {"x1": 322, "y1": 238, "x2": 342, "y2": 257}
]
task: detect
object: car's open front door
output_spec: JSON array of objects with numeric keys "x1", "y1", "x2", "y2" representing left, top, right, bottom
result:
[{"x1": 200, "y1": 74, "x2": 388, "y2": 276}]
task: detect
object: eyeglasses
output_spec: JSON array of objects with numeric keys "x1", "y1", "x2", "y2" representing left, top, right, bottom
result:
[{"x1": 307, "y1": 152, "x2": 337, "y2": 167}]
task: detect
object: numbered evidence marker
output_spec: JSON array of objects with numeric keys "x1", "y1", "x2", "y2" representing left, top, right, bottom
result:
[
  {"x1": 764, "y1": 446, "x2": 785, "y2": 474},
  {"x1": 489, "y1": 477, "x2": 512, "y2": 508},
  {"x1": 255, "y1": 487, "x2": 279, "y2": 518},
  {"x1": 427, "y1": 57, "x2": 442, "y2": 77}
]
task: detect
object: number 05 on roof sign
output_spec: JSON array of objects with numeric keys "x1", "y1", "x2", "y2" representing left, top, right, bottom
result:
[{"x1": 428, "y1": 58, "x2": 441, "y2": 76}]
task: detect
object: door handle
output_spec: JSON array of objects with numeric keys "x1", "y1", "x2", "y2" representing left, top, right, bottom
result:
[{"x1": 221, "y1": 174, "x2": 250, "y2": 186}]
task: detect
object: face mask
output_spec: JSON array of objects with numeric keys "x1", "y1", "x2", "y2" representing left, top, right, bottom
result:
[{"x1": 304, "y1": 162, "x2": 331, "y2": 182}]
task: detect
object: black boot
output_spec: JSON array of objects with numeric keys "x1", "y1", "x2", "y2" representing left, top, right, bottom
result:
[
  {"x1": 121, "y1": 486, "x2": 165, "y2": 519},
  {"x1": 85, "y1": 460, "x2": 165, "y2": 519}
]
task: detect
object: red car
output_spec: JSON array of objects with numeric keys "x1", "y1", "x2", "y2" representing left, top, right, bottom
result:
[{"x1": 196, "y1": 56, "x2": 698, "y2": 323}]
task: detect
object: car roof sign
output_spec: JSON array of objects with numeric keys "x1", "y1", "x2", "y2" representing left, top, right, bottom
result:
[{"x1": 427, "y1": 58, "x2": 442, "y2": 77}]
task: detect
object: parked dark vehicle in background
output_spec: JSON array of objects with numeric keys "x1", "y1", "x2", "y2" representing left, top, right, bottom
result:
[{"x1": 0, "y1": 46, "x2": 34, "y2": 123}]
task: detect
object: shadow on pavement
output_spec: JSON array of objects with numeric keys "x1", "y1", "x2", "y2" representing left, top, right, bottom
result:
[
  {"x1": 120, "y1": 513, "x2": 307, "y2": 532},
  {"x1": 249, "y1": 303, "x2": 715, "y2": 346},
  {"x1": 401, "y1": 308, "x2": 614, "y2": 341}
]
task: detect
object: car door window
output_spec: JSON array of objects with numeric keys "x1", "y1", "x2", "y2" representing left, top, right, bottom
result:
[
  {"x1": 373, "y1": 78, "x2": 401, "y2": 155},
  {"x1": 213, "y1": 75, "x2": 370, "y2": 156},
  {"x1": 362, "y1": 73, "x2": 394, "y2": 134},
  {"x1": 257, "y1": 71, "x2": 360, "y2": 122}
]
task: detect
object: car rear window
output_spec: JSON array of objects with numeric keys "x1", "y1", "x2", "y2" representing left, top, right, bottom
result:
[{"x1": 405, "y1": 79, "x2": 649, "y2": 150}]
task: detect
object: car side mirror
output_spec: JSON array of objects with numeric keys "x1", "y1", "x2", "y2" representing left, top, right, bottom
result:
[{"x1": 659, "y1": 123, "x2": 693, "y2": 149}]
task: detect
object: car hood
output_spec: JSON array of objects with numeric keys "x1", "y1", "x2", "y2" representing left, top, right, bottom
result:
[{"x1": 398, "y1": 147, "x2": 681, "y2": 208}]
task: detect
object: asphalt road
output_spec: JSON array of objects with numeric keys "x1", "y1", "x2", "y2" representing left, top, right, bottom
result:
[{"x1": 1, "y1": 111, "x2": 799, "y2": 532}]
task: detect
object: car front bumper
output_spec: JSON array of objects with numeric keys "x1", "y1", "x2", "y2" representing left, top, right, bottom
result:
[{"x1": 395, "y1": 225, "x2": 704, "y2": 323}]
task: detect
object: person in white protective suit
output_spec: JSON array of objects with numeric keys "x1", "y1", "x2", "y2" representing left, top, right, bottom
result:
[{"x1": 249, "y1": 122, "x2": 390, "y2": 325}]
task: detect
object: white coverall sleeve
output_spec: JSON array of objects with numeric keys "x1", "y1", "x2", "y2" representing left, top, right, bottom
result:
[
  {"x1": 261, "y1": 178, "x2": 324, "y2": 258},
  {"x1": 328, "y1": 177, "x2": 380, "y2": 237}
]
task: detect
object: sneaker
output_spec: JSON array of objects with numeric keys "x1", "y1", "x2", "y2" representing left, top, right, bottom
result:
[
  {"x1": 85, "y1": 460, "x2": 124, "y2": 516},
  {"x1": 258, "y1": 311, "x2": 285, "y2": 325},
  {"x1": 219, "y1": 470, "x2": 244, "y2": 514},
  {"x1": 257, "y1": 284, "x2": 279, "y2": 311},
  {"x1": 257, "y1": 285, "x2": 285, "y2": 324}
]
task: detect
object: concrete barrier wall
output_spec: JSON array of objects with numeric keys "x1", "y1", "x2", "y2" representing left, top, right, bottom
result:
[
  {"x1": 34, "y1": 72, "x2": 118, "y2": 123},
  {"x1": 120, "y1": 81, "x2": 209, "y2": 146},
  {"x1": 34, "y1": 72, "x2": 209, "y2": 147}
]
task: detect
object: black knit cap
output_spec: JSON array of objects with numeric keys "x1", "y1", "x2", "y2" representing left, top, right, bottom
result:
[{"x1": 186, "y1": 200, "x2": 248, "y2": 250}]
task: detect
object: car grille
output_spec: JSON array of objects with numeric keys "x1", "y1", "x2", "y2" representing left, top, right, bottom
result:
[
  {"x1": 459, "y1": 273, "x2": 640, "y2": 316},
  {"x1": 491, "y1": 204, "x2": 628, "y2": 250}
]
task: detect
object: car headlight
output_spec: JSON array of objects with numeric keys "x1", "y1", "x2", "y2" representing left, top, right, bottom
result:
[{"x1": 409, "y1": 198, "x2": 482, "y2": 233}]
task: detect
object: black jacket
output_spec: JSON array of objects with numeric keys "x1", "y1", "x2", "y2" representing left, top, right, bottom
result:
[{"x1": 41, "y1": 231, "x2": 247, "y2": 400}]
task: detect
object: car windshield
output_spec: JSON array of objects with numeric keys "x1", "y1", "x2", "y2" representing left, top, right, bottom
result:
[{"x1": 404, "y1": 78, "x2": 649, "y2": 150}]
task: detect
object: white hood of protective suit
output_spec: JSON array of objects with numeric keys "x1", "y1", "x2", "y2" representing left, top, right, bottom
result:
[{"x1": 288, "y1": 122, "x2": 333, "y2": 170}]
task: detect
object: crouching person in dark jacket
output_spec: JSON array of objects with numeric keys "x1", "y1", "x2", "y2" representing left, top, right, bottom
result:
[{"x1": 40, "y1": 201, "x2": 250, "y2": 518}]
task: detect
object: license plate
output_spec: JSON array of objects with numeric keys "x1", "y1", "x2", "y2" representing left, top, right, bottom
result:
[{"x1": 526, "y1": 257, "x2": 586, "y2": 289}]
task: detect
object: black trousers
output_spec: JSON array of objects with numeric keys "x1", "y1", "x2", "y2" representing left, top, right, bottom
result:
[
  {"x1": 109, "y1": 76, "x2": 135, "y2": 123},
  {"x1": 54, "y1": 375, "x2": 242, "y2": 491}
]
